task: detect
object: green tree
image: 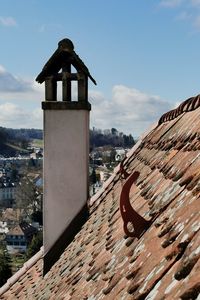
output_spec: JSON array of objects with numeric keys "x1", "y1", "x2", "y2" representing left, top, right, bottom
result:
[
  {"x1": 31, "y1": 210, "x2": 43, "y2": 225},
  {"x1": 26, "y1": 231, "x2": 43, "y2": 259},
  {"x1": 111, "y1": 128, "x2": 118, "y2": 135},
  {"x1": 0, "y1": 246, "x2": 12, "y2": 287},
  {"x1": 110, "y1": 149, "x2": 117, "y2": 162},
  {"x1": 90, "y1": 167, "x2": 97, "y2": 184},
  {"x1": 10, "y1": 168, "x2": 18, "y2": 181},
  {"x1": 128, "y1": 134, "x2": 135, "y2": 147},
  {"x1": 15, "y1": 176, "x2": 40, "y2": 219},
  {"x1": 20, "y1": 139, "x2": 29, "y2": 150}
]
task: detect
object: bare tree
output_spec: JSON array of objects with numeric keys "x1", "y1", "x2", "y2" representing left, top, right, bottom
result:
[{"x1": 15, "y1": 176, "x2": 40, "y2": 220}]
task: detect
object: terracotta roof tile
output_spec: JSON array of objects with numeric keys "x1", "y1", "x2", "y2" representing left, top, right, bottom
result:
[{"x1": 1, "y1": 96, "x2": 200, "y2": 299}]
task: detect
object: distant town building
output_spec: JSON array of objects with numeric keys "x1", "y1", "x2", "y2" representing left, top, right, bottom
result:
[
  {"x1": 30, "y1": 148, "x2": 43, "y2": 160},
  {"x1": 6, "y1": 225, "x2": 27, "y2": 254},
  {"x1": 6, "y1": 222, "x2": 37, "y2": 254},
  {"x1": 0, "y1": 180, "x2": 16, "y2": 208}
]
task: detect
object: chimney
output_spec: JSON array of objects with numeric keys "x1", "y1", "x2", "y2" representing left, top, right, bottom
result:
[{"x1": 36, "y1": 39, "x2": 96, "y2": 274}]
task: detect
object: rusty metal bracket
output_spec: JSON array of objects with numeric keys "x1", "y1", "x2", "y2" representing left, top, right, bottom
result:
[
  {"x1": 119, "y1": 157, "x2": 130, "y2": 179},
  {"x1": 120, "y1": 171, "x2": 151, "y2": 238}
]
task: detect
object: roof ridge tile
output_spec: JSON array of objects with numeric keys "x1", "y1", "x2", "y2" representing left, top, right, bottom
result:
[{"x1": 159, "y1": 94, "x2": 200, "y2": 125}]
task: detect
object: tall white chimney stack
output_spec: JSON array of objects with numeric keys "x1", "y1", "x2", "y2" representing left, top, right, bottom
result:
[{"x1": 36, "y1": 39, "x2": 96, "y2": 274}]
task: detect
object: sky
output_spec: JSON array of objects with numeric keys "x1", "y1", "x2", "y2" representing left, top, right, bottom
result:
[{"x1": 1, "y1": 0, "x2": 200, "y2": 136}]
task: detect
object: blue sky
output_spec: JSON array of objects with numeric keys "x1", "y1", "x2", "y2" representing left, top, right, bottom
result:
[{"x1": 1, "y1": 0, "x2": 200, "y2": 136}]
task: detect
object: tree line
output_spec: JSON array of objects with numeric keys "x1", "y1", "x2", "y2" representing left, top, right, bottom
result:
[
  {"x1": 0, "y1": 126, "x2": 135, "y2": 149},
  {"x1": 90, "y1": 127, "x2": 135, "y2": 148},
  {"x1": 0, "y1": 127, "x2": 43, "y2": 144}
]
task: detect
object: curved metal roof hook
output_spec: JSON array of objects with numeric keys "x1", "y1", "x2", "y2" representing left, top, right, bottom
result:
[{"x1": 120, "y1": 171, "x2": 151, "y2": 238}]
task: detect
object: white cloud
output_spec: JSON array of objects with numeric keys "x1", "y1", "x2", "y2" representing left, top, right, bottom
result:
[
  {"x1": 0, "y1": 84, "x2": 172, "y2": 134},
  {"x1": 159, "y1": 0, "x2": 200, "y2": 32},
  {"x1": 0, "y1": 103, "x2": 42, "y2": 129},
  {"x1": 159, "y1": 0, "x2": 200, "y2": 8},
  {"x1": 0, "y1": 67, "x2": 172, "y2": 134},
  {"x1": 38, "y1": 23, "x2": 63, "y2": 33},
  {"x1": 0, "y1": 66, "x2": 43, "y2": 128},
  {"x1": 0, "y1": 65, "x2": 6, "y2": 73},
  {"x1": 0, "y1": 17, "x2": 17, "y2": 27},
  {"x1": 89, "y1": 85, "x2": 172, "y2": 136},
  {"x1": 190, "y1": 0, "x2": 200, "y2": 6},
  {"x1": 160, "y1": 0, "x2": 183, "y2": 8},
  {"x1": 0, "y1": 65, "x2": 34, "y2": 93}
]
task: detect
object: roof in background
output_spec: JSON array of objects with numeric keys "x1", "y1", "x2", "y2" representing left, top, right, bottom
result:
[
  {"x1": 6, "y1": 225, "x2": 24, "y2": 236},
  {"x1": 1, "y1": 95, "x2": 200, "y2": 299},
  {"x1": 2, "y1": 208, "x2": 20, "y2": 223},
  {"x1": 6, "y1": 222, "x2": 37, "y2": 238}
]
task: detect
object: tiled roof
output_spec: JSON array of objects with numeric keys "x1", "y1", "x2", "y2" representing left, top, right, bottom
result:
[
  {"x1": 2, "y1": 208, "x2": 20, "y2": 222},
  {"x1": 6, "y1": 225, "x2": 24, "y2": 236},
  {"x1": 1, "y1": 95, "x2": 200, "y2": 299},
  {"x1": 6, "y1": 222, "x2": 37, "y2": 238}
]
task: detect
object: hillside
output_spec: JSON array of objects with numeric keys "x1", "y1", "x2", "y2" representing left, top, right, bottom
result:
[
  {"x1": 0, "y1": 143, "x2": 28, "y2": 157},
  {"x1": 0, "y1": 127, "x2": 42, "y2": 157},
  {"x1": 90, "y1": 127, "x2": 135, "y2": 148}
]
